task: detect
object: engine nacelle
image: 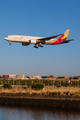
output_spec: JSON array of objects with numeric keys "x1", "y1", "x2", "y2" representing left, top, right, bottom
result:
[{"x1": 22, "y1": 42, "x2": 29, "y2": 46}]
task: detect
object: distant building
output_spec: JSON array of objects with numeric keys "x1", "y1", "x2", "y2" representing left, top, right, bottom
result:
[
  {"x1": 16, "y1": 74, "x2": 25, "y2": 79},
  {"x1": 2, "y1": 75, "x2": 9, "y2": 79},
  {"x1": 29, "y1": 76, "x2": 41, "y2": 79},
  {"x1": 9, "y1": 74, "x2": 16, "y2": 79}
]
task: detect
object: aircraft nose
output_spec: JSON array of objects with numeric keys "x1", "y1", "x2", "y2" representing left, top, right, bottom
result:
[{"x1": 4, "y1": 36, "x2": 8, "y2": 40}]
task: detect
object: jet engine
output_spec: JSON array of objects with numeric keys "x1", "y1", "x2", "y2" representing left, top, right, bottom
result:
[
  {"x1": 22, "y1": 40, "x2": 31, "y2": 46},
  {"x1": 22, "y1": 42, "x2": 30, "y2": 46}
]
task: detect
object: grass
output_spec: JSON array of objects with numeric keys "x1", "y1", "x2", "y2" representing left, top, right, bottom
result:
[{"x1": 0, "y1": 86, "x2": 80, "y2": 96}]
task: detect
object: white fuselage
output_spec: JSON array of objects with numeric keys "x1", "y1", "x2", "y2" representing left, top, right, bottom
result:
[{"x1": 4, "y1": 35, "x2": 57, "y2": 45}]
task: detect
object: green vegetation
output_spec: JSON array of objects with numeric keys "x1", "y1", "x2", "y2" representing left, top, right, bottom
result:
[
  {"x1": 0, "y1": 80, "x2": 80, "y2": 96},
  {"x1": 57, "y1": 84, "x2": 62, "y2": 88},
  {"x1": 31, "y1": 82, "x2": 44, "y2": 90},
  {"x1": 0, "y1": 79, "x2": 80, "y2": 88},
  {"x1": 3, "y1": 83, "x2": 12, "y2": 89},
  {"x1": 27, "y1": 81, "x2": 32, "y2": 87}
]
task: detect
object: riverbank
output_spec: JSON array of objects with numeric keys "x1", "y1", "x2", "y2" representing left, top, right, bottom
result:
[
  {"x1": 0, "y1": 93, "x2": 80, "y2": 108},
  {"x1": 0, "y1": 86, "x2": 80, "y2": 108}
]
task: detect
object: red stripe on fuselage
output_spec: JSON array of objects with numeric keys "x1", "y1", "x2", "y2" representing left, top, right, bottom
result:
[{"x1": 51, "y1": 33, "x2": 64, "y2": 45}]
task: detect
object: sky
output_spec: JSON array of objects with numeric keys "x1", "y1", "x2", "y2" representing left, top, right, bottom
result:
[{"x1": 0, "y1": 0, "x2": 80, "y2": 77}]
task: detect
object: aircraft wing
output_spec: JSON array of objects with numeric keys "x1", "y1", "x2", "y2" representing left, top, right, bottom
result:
[{"x1": 37, "y1": 34, "x2": 62, "y2": 41}]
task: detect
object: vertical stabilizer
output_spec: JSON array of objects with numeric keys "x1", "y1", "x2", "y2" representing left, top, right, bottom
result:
[
  {"x1": 51, "y1": 29, "x2": 70, "y2": 45},
  {"x1": 63, "y1": 29, "x2": 70, "y2": 40}
]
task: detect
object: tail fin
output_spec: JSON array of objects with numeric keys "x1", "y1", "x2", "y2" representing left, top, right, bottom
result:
[
  {"x1": 62, "y1": 29, "x2": 70, "y2": 40},
  {"x1": 51, "y1": 29, "x2": 70, "y2": 45},
  {"x1": 58, "y1": 29, "x2": 70, "y2": 41}
]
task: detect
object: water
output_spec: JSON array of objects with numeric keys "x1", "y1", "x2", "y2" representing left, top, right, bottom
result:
[{"x1": 0, "y1": 106, "x2": 80, "y2": 120}]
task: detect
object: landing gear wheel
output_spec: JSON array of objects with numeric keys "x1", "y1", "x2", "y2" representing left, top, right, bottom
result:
[
  {"x1": 34, "y1": 44, "x2": 38, "y2": 48},
  {"x1": 34, "y1": 46, "x2": 38, "y2": 48},
  {"x1": 9, "y1": 41, "x2": 11, "y2": 45}
]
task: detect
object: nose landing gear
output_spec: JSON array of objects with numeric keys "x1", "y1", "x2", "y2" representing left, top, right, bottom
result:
[{"x1": 9, "y1": 41, "x2": 11, "y2": 45}]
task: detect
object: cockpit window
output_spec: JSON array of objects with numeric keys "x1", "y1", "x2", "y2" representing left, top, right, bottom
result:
[{"x1": 5, "y1": 36, "x2": 8, "y2": 37}]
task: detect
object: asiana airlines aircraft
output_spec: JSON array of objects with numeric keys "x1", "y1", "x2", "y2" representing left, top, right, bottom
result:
[{"x1": 4, "y1": 29, "x2": 74, "y2": 48}]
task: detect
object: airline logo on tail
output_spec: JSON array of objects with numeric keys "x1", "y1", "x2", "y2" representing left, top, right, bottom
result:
[{"x1": 51, "y1": 29, "x2": 70, "y2": 45}]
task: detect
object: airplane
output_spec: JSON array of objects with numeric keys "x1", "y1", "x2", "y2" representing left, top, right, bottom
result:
[{"x1": 4, "y1": 29, "x2": 74, "y2": 48}]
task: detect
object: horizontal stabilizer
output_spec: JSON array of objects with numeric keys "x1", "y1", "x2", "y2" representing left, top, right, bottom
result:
[{"x1": 64, "y1": 39, "x2": 75, "y2": 43}]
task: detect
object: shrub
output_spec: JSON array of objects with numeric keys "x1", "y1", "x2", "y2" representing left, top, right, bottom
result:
[
  {"x1": 52, "y1": 92, "x2": 57, "y2": 95},
  {"x1": 27, "y1": 81, "x2": 32, "y2": 87},
  {"x1": 64, "y1": 92, "x2": 70, "y2": 96},
  {"x1": 31, "y1": 82, "x2": 44, "y2": 90},
  {"x1": 57, "y1": 84, "x2": 62, "y2": 88},
  {"x1": 3, "y1": 83, "x2": 12, "y2": 89}
]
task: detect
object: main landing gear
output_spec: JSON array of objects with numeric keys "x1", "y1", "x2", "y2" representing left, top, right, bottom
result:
[
  {"x1": 34, "y1": 44, "x2": 43, "y2": 48},
  {"x1": 34, "y1": 45, "x2": 38, "y2": 48},
  {"x1": 38, "y1": 44, "x2": 43, "y2": 48}
]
